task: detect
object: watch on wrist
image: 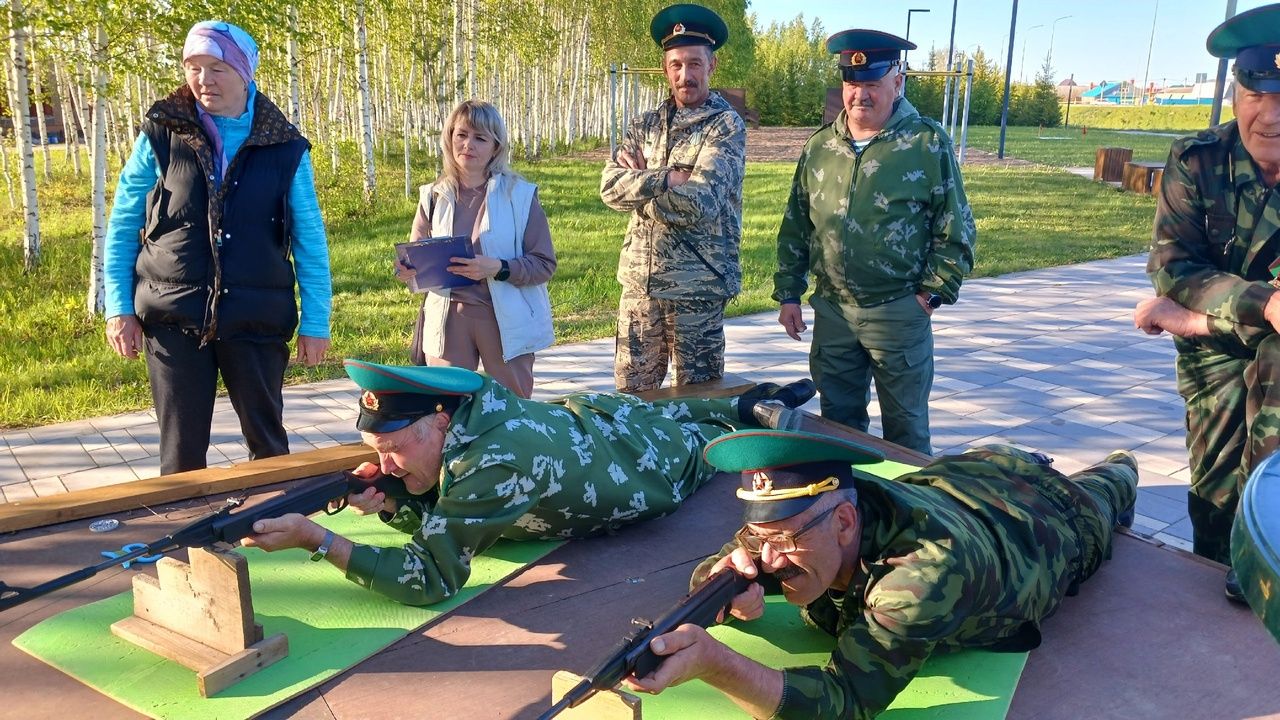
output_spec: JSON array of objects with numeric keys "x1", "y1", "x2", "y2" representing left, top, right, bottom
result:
[
  {"x1": 925, "y1": 293, "x2": 943, "y2": 309},
  {"x1": 310, "y1": 530, "x2": 336, "y2": 562},
  {"x1": 493, "y1": 259, "x2": 511, "y2": 282}
]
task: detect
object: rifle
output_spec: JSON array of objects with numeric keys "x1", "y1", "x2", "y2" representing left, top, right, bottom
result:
[
  {"x1": 538, "y1": 567, "x2": 754, "y2": 720},
  {"x1": 0, "y1": 470, "x2": 412, "y2": 612}
]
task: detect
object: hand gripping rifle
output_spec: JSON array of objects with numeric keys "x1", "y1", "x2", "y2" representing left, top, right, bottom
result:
[
  {"x1": 538, "y1": 567, "x2": 754, "y2": 720},
  {"x1": 0, "y1": 470, "x2": 412, "y2": 612}
]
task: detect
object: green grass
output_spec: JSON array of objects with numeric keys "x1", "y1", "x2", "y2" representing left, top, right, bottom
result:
[
  {"x1": 1064, "y1": 104, "x2": 1233, "y2": 132},
  {"x1": 963, "y1": 124, "x2": 1182, "y2": 167},
  {"x1": 0, "y1": 145, "x2": 1154, "y2": 429}
]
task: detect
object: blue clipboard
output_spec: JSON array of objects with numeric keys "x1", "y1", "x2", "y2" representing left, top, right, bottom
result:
[{"x1": 395, "y1": 235, "x2": 478, "y2": 293}]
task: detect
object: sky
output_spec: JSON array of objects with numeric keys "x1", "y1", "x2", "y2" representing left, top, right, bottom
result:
[{"x1": 747, "y1": 0, "x2": 1274, "y2": 88}]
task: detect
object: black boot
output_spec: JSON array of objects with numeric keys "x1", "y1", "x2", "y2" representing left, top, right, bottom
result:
[
  {"x1": 1225, "y1": 569, "x2": 1247, "y2": 605},
  {"x1": 735, "y1": 380, "x2": 817, "y2": 424}
]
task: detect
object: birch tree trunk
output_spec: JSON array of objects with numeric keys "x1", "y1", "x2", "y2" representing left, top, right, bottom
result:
[
  {"x1": 28, "y1": 36, "x2": 51, "y2": 181},
  {"x1": 55, "y1": 61, "x2": 83, "y2": 175},
  {"x1": 353, "y1": 0, "x2": 376, "y2": 202},
  {"x1": 7, "y1": 0, "x2": 42, "y2": 270},
  {"x1": 287, "y1": 4, "x2": 302, "y2": 126},
  {"x1": 87, "y1": 24, "x2": 109, "y2": 315}
]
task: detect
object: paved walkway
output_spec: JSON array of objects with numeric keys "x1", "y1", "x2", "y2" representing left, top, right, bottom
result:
[{"x1": 0, "y1": 255, "x2": 1195, "y2": 551}]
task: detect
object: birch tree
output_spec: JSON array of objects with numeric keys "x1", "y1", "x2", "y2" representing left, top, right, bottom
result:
[{"x1": 6, "y1": 0, "x2": 41, "y2": 271}]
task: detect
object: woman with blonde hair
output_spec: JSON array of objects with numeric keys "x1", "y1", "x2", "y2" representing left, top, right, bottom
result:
[{"x1": 400, "y1": 100, "x2": 556, "y2": 398}]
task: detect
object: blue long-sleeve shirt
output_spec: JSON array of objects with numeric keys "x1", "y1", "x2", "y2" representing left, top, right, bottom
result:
[{"x1": 103, "y1": 85, "x2": 332, "y2": 338}]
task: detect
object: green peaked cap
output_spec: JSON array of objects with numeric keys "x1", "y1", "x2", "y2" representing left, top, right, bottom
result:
[
  {"x1": 343, "y1": 358, "x2": 482, "y2": 394},
  {"x1": 706, "y1": 430, "x2": 883, "y2": 523},
  {"x1": 343, "y1": 359, "x2": 483, "y2": 433},
  {"x1": 704, "y1": 428, "x2": 883, "y2": 472},
  {"x1": 650, "y1": 3, "x2": 729, "y2": 51}
]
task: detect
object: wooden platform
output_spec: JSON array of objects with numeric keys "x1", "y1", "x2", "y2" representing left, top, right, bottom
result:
[{"x1": 2, "y1": 377, "x2": 1278, "y2": 719}]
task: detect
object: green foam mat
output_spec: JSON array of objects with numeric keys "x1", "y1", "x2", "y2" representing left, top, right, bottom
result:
[
  {"x1": 13, "y1": 510, "x2": 562, "y2": 719},
  {"x1": 641, "y1": 595, "x2": 1027, "y2": 719}
]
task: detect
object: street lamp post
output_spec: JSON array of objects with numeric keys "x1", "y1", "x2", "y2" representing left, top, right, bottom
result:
[
  {"x1": 905, "y1": 8, "x2": 931, "y2": 68},
  {"x1": 1048, "y1": 14, "x2": 1072, "y2": 68},
  {"x1": 1020, "y1": 24, "x2": 1043, "y2": 83}
]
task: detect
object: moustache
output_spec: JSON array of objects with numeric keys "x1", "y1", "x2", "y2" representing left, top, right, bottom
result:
[{"x1": 771, "y1": 565, "x2": 806, "y2": 582}]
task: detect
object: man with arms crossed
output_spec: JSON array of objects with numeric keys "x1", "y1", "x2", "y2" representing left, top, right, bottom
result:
[{"x1": 600, "y1": 3, "x2": 746, "y2": 393}]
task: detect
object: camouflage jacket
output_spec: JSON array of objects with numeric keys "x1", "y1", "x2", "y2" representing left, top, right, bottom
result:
[
  {"x1": 696, "y1": 450, "x2": 1088, "y2": 720},
  {"x1": 773, "y1": 98, "x2": 976, "y2": 307},
  {"x1": 1148, "y1": 121, "x2": 1280, "y2": 355},
  {"x1": 344, "y1": 376, "x2": 742, "y2": 605},
  {"x1": 600, "y1": 92, "x2": 745, "y2": 300}
]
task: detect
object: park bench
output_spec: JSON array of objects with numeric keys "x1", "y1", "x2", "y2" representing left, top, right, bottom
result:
[
  {"x1": 1094, "y1": 146, "x2": 1133, "y2": 183},
  {"x1": 1122, "y1": 160, "x2": 1165, "y2": 195}
]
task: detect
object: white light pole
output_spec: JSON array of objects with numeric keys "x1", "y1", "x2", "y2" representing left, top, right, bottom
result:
[
  {"x1": 1020, "y1": 24, "x2": 1043, "y2": 83},
  {"x1": 1140, "y1": 0, "x2": 1160, "y2": 105},
  {"x1": 1048, "y1": 15, "x2": 1073, "y2": 68}
]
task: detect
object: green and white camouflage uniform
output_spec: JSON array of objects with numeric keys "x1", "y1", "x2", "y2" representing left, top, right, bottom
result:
[
  {"x1": 1147, "y1": 121, "x2": 1280, "y2": 564},
  {"x1": 694, "y1": 445, "x2": 1136, "y2": 720},
  {"x1": 600, "y1": 91, "x2": 746, "y2": 392},
  {"x1": 344, "y1": 376, "x2": 742, "y2": 605},
  {"x1": 772, "y1": 98, "x2": 976, "y2": 453}
]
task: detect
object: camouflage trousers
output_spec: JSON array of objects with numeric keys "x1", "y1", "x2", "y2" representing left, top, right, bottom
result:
[
  {"x1": 964, "y1": 445, "x2": 1138, "y2": 589},
  {"x1": 615, "y1": 293, "x2": 727, "y2": 393},
  {"x1": 1175, "y1": 335, "x2": 1280, "y2": 564},
  {"x1": 809, "y1": 294, "x2": 934, "y2": 454}
]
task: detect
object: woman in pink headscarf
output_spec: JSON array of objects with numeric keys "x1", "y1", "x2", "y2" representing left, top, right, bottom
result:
[{"x1": 102, "y1": 21, "x2": 332, "y2": 475}]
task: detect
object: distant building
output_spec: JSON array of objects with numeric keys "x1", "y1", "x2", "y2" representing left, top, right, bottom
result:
[
  {"x1": 1081, "y1": 80, "x2": 1139, "y2": 105},
  {"x1": 1056, "y1": 77, "x2": 1083, "y2": 102},
  {"x1": 1153, "y1": 79, "x2": 1232, "y2": 106}
]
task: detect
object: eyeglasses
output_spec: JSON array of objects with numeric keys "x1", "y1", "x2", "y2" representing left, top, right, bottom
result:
[{"x1": 735, "y1": 505, "x2": 838, "y2": 556}]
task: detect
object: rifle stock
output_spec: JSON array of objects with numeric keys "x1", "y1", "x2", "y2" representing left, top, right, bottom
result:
[
  {"x1": 539, "y1": 567, "x2": 753, "y2": 720},
  {"x1": 0, "y1": 470, "x2": 411, "y2": 612}
]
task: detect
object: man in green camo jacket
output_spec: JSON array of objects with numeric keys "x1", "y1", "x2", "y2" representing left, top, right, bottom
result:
[
  {"x1": 625, "y1": 430, "x2": 1136, "y2": 719},
  {"x1": 600, "y1": 4, "x2": 746, "y2": 393},
  {"x1": 773, "y1": 29, "x2": 976, "y2": 455},
  {"x1": 1140, "y1": 4, "x2": 1280, "y2": 602},
  {"x1": 244, "y1": 359, "x2": 814, "y2": 606}
]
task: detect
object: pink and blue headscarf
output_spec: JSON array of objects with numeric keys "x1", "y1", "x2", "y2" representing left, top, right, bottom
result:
[
  {"x1": 182, "y1": 21, "x2": 259, "y2": 182},
  {"x1": 182, "y1": 21, "x2": 259, "y2": 87}
]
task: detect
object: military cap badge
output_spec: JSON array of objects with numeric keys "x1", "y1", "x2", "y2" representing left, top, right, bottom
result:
[
  {"x1": 1274, "y1": 51, "x2": 1280, "y2": 70},
  {"x1": 751, "y1": 471, "x2": 774, "y2": 495},
  {"x1": 673, "y1": 23, "x2": 685, "y2": 35},
  {"x1": 360, "y1": 390, "x2": 380, "y2": 411},
  {"x1": 851, "y1": 51, "x2": 868, "y2": 67}
]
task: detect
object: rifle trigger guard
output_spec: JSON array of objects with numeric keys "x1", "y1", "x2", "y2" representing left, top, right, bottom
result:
[{"x1": 325, "y1": 497, "x2": 349, "y2": 515}]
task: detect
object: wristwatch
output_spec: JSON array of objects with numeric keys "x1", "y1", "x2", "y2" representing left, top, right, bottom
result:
[
  {"x1": 310, "y1": 530, "x2": 336, "y2": 562},
  {"x1": 493, "y1": 259, "x2": 511, "y2": 282},
  {"x1": 925, "y1": 293, "x2": 943, "y2": 309}
]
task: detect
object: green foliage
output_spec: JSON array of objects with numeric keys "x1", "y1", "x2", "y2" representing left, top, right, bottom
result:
[
  {"x1": 0, "y1": 142, "x2": 1155, "y2": 428},
  {"x1": 1064, "y1": 103, "x2": 1234, "y2": 131},
  {"x1": 745, "y1": 15, "x2": 835, "y2": 126}
]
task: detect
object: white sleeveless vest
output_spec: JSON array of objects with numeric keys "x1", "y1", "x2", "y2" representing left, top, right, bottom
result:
[{"x1": 417, "y1": 174, "x2": 555, "y2": 361}]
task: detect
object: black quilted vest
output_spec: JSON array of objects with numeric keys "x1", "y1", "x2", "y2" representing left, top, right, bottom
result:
[{"x1": 134, "y1": 86, "x2": 309, "y2": 343}]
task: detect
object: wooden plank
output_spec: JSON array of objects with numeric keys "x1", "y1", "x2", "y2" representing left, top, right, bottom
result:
[
  {"x1": 110, "y1": 615, "x2": 227, "y2": 671},
  {"x1": 630, "y1": 372, "x2": 755, "y2": 402},
  {"x1": 0, "y1": 444, "x2": 376, "y2": 533},
  {"x1": 196, "y1": 633, "x2": 289, "y2": 698},
  {"x1": 131, "y1": 548, "x2": 256, "y2": 655},
  {"x1": 551, "y1": 670, "x2": 641, "y2": 719}
]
